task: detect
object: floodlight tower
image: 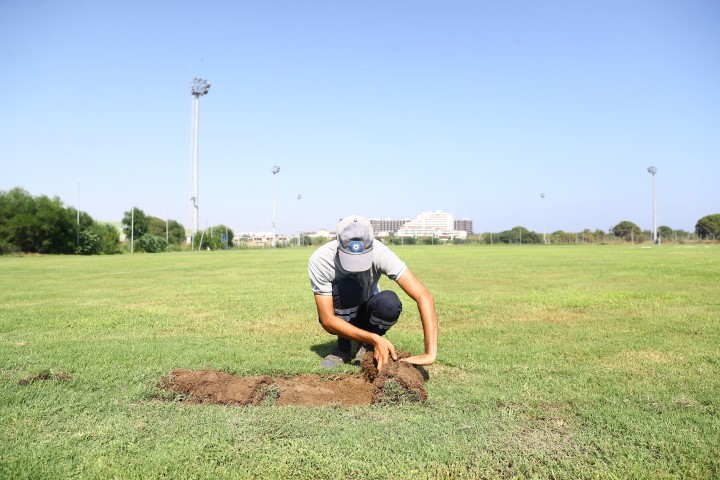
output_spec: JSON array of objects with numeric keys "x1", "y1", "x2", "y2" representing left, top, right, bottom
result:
[
  {"x1": 271, "y1": 166, "x2": 280, "y2": 247},
  {"x1": 647, "y1": 166, "x2": 658, "y2": 244},
  {"x1": 189, "y1": 77, "x2": 211, "y2": 240}
]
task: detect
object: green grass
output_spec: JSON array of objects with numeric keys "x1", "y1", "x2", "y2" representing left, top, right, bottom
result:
[{"x1": 1, "y1": 245, "x2": 719, "y2": 479}]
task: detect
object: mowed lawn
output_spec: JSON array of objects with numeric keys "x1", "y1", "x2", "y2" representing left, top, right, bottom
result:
[{"x1": 1, "y1": 245, "x2": 718, "y2": 479}]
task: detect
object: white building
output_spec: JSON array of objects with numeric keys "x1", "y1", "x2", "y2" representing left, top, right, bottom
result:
[{"x1": 397, "y1": 210, "x2": 468, "y2": 240}]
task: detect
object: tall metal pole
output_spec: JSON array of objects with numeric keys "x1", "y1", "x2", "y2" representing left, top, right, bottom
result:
[
  {"x1": 189, "y1": 78, "x2": 211, "y2": 248},
  {"x1": 272, "y1": 166, "x2": 280, "y2": 247},
  {"x1": 191, "y1": 93, "x2": 199, "y2": 237},
  {"x1": 131, "y1": 206, "x2": 134, "y2": 254},
  {"x1": 540, "y1": 193, "x2": 546, "y2": 244},
  {"x1": 296, "y1": 194, "x2": 302, "y2": 246},
  {"x1": 647, "y1": 166, "x2": 658, "y2": 244},
  {"x1": 77, "y1": 182, "x2": 80, "y2": 249}
]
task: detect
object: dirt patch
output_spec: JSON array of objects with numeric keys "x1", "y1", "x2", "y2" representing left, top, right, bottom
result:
[
  {"x1": 159, "y1": 351, "x2": 427, "y2": 407},
  {"x1": 17, "y1": 370, "x2": 71, "y2": 385},
  {"x1": 361, "y1": 350, "x2": 428, "y2": 404}
]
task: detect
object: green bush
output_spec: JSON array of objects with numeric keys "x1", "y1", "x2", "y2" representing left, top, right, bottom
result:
[{"x1": 136, "y1": 234, "x2": 167, "y2": 253}]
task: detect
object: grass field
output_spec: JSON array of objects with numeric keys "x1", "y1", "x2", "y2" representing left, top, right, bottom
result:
[{"x1": 1, "y1": 245, "x2": 719, "y2": 479}]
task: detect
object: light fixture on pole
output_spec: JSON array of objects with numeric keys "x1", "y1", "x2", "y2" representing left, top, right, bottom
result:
[
  {"x1": 271, "y1": 165, "x2": 280, "y2": 247},
  {"x1": 190, "y1": 77, "x2": 211, "y2": 249},
  {"x1": 647, "y1": 166, "x2": 658, "y2": 244}
]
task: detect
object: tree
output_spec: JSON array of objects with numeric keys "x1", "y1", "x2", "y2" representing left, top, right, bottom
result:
[
  {"x1": 594, "y1": 229, "x2": 607, "y2": 243},
  {"x1": 696, "y1": 214, "x2": 720, "y2": 240},
  {"x1": 167, "y1": 220, "x2": 186, "y2": 245},
  {"x1": 551, "y1": 230, "x2": 574, "y2": 244},
  {"x1": 121, "y1": 208, "x2": 149, "y2": 242},
  {"x1": 612, "y1": 221, "x2": 642, "y2": 242},
  {"x1": 87, "y1": 222, "x2": 121, "y2": 254},
  {"x1": 497, "y1": 226, "x2": 541, "y2": 244},
  {"x1": 136, "y1": 234, "x2": 166, "y2": 253},
  {"x1": 195, "y1": 224, "x2": 235, "y2": 250},
  {"x1": 0, "y1": 188, "x2": 76, "y2": 253},
  {"x1": 147, "y1": 216, "x2": 166, "y2": 239},
  {"x1": 0, "y1": 187, "x2": 120, "y2": 255},
  {"x1": 35, "y1": 195, "x2": 76, "y2": 253},
  {"x1": 146, "y1": 216, "x2": 186, "y2": 245},
  {"x1": 658, "y1": 225, "x2": 673, "y2": 242}
]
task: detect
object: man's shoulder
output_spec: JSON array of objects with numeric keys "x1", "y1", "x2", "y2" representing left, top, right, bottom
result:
[
  {"x1": 372, "y1": 239, "x2": 401, "y2": 260},
  {"x1": 309, "y1": 240, "x2": 338, "y2": 263},
  {"x1": 372, "y1": 240, "x2": 407, "y2": 279},
  {"x1": 373, "y1": 239, "x2": 393, "y2": 254}
]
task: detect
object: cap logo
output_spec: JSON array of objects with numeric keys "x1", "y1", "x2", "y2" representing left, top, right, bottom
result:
[{"x1": 348, "y1": 240, "x2": 363, "y2": 253}]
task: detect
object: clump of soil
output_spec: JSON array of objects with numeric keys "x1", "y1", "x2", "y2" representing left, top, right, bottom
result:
[
  {"x1": 361, "y1": 350, "x2": 428, "y2": 404},
  {"x1": 159, "y1": 350, "x2": 427, "y2": 407}
]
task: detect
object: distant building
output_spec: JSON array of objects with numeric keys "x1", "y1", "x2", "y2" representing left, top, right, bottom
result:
[
  {"x1": 370, "y1": 211, "x2": 470, "y2": 240},
  {"x1": 397, "y1": 210, "x2": 466, "y2": 240},
  {"x1": 310, "y1": 229, "x2": 333, "y2": 240},
  {"x1": 233, "y1": 232, "x2": 289, "y2": 247},
  {"x1": 454, "y1": 218, "x2": 474, "y2": 234},
  {"x1": 369, "y1": 218, "x2": 411, "y2": 236},
  {"x1": 366, "y1": 211, "x2": 469, "y2": 240}
]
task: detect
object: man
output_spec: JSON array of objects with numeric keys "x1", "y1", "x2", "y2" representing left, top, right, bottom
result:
[{"x1": 308, "y1": 214, "x2": 438, "y2": 372}]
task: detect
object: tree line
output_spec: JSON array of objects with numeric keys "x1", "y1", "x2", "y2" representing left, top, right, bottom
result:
[
  {"x1": 1, "y1": 187, "x2": 718, "y2": 253},
  {"x1": 471, "y1": 218, "x2": 718, "y2": 245},
  {"x1": 120, "y1": 207, "x2": 234, "y2": 252},
  {"x1": 0, "y1": 187, "x2": 120, "y2": 254},
  {"x1": 0, "y1": 187, "x2": 234, "y2": 254}
]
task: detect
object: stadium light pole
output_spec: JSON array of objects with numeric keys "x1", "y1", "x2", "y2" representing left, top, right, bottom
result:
[
  {"x1": 131, "y1": 205, "x2": 134, "y2": 254},
  {"x1": 647, "y1": 166, "x2": 658, "y2": 244},
  {"x1": 540, "y1": 193, "x2": 546, "y2": 244},
  {"x1": 77, "y1": 182, "x2": 81, "y2": 250},
  {"x1": 190, "y1": 77, "x2": 211, "y2": 249},
  {"x1": 271, "y1": 166, "x2": 280, "y2": 247},
  {"x1": 296, "y1": 194, "x2": 302, "y2": 246}
]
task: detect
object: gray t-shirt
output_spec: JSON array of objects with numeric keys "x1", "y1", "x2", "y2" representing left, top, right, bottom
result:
[{"x1": 308, "y1": 239, "x2": 407, "y2": 302}]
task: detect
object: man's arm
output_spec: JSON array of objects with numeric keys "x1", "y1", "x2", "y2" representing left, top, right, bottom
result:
[
  {"x1": 314, "y1": 294, "x2": 398, "y2": 372},
  {"x1": 396, "y1": 269, "x2": 438, "y2": 366}
]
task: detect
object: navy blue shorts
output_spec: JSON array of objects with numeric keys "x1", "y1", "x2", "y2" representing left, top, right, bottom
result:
[{"x1": 330, "y1": 276, "x2": 402, "y2": 337}]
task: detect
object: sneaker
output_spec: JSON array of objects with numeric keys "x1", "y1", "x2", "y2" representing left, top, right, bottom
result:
[
  {"x1": 320, "y1": 348, "x2": 351, "y2": 369},
  {"x1": 352, "y1": 343, "x2": 373, "y2": 365}
]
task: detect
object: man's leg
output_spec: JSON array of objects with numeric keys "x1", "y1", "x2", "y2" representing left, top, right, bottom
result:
[
  {"x1": 320, "y1": 277, "x2": 362, "y2": 368},
  {"x1": 352, "y1": 290, "x2": 403, "y2": 364}
]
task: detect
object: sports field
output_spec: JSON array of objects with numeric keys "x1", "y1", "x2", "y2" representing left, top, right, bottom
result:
[{"x1": 1, "y1": 245, "x2": 718, "y2": 479}]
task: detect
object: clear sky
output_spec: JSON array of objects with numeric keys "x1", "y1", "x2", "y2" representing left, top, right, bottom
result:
[{"x1": 2, "y1": 1, "x2": 718, "y2": 235}]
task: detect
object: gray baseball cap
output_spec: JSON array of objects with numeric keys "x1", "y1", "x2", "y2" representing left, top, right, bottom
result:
[{"x1": 336, "y1": 215, "x2": 374, "y2": 272}]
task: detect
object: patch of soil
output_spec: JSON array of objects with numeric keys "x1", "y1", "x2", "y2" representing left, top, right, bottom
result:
[
  {"x1": 17, "y1": 370, "x2": 71, "y2": 385},
  {"x1": 159, "y1": 350, "x2": 427, "y2": 407},
  {"x1": 362, "y1": 351, "x2": 428, "y2": 404}
]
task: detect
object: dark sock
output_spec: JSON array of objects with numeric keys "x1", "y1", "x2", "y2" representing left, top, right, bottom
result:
[{"x1": 337, "y1": 337, "x2": 351, "y2": 353}]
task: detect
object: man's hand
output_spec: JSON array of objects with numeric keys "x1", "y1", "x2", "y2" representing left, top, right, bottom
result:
[
  {"x1": 372, "y1": 335, "x2": 398, "y2": 372},
  {"x1": 400, "y1": 353, "x2": 436, "y2": 366}
]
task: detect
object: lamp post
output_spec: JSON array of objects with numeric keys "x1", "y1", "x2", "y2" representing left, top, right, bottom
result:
[
  {"x1": 296, "y1": 194, "x2": 302, "y2": 246},
  {"x1": 190, "y1": 77, "x2": 211, "y2": 247},
  {"x1": 647, "y1": 166, "x2": 658, "y2": 244},
  {"x1": 77, "y1": 182, "x2": 81, "y2": 249},
  {"x1": 540, "y1": 192, "x2": 546, "y2": 244},
  {"x1": 272, "y1": 166, "x2": 280, "y2": 247}
]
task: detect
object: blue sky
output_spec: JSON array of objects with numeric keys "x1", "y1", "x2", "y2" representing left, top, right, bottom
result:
[{"x1": 2, "y1": 1, "x2": 718, "y2": 234}]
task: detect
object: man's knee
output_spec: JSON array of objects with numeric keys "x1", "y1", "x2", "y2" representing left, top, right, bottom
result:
[{"x1": 366, "y1": 290, "x2": 402, "y2": 333}]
